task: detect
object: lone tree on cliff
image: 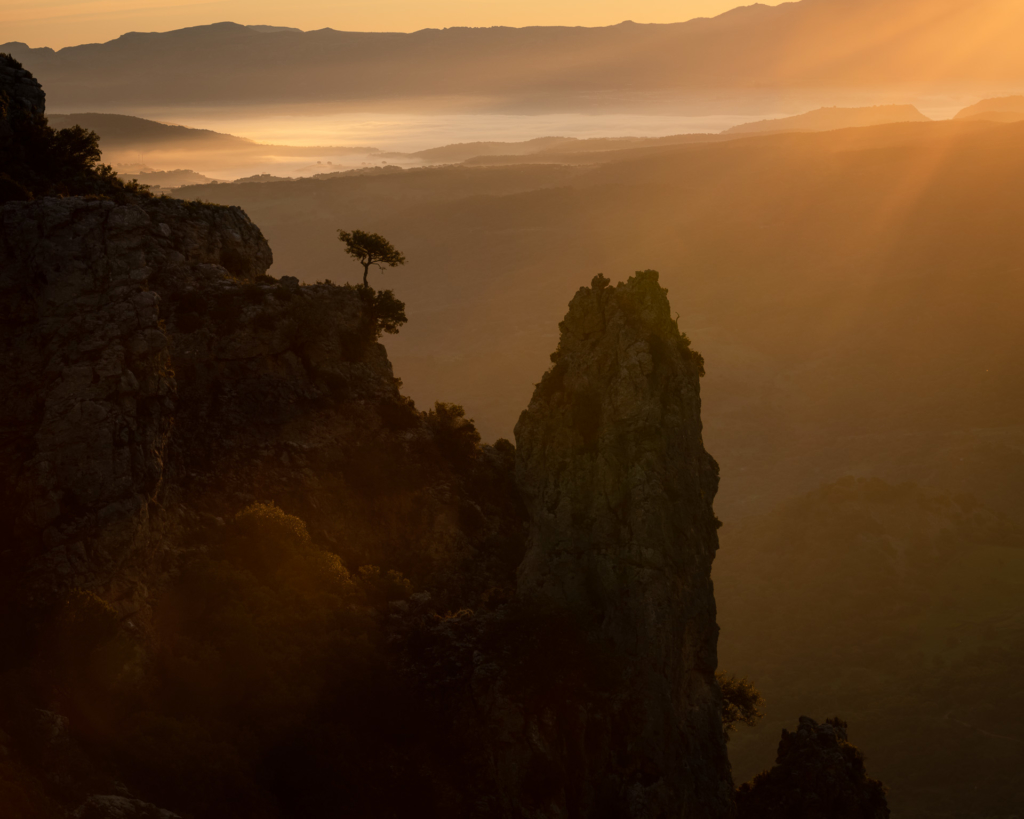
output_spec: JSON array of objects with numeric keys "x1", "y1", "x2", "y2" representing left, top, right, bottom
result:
[{"x1": 337, "y1": 229, "x2": 406, "y2": 287}]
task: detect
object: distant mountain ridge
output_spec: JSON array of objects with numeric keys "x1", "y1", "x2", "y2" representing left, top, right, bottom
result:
[
  {"x1": 724, "y1": 105, "x2": 930, "y2": 135},
  {"x1": 954, "y1": 95, "x2": 1024, "y2": 122},
  {"x1": 5, "y1": 0, "x2": 1024, "y2": 110}
]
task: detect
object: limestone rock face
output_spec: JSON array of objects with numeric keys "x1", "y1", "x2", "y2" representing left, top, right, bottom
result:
[{"x1": 507, "y1": 271, "x2": 733, "y2": 818}]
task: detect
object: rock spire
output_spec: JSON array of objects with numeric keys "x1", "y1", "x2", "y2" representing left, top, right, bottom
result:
[{"x1": 509, "y1": 270, "x2": 733, "y2": 817}]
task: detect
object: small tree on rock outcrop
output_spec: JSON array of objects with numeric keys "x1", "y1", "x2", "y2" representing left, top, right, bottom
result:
[{"x1": 337, "y1": 229, "x2": 406, "y2": 287}]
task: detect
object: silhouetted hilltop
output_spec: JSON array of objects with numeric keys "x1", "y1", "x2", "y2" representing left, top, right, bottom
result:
[
  {"x1": 723, "y1": 105, "x2": 930, "y2": 135},
  {"x1": 112, "y1": 167, "x2": 222, "y2": 190},
  {"x1": 954, "y1": 94, "x2": 1024, "y2": 122},
  {"x1": 5, "y1": 0, "x2": 1024, "y2": 110},
  {"x1": 49, "y1": 112, "x2": 378, "y2": 159},
  {"x1": 47, "y1": 113, "x2": 255, "y2": 149}
]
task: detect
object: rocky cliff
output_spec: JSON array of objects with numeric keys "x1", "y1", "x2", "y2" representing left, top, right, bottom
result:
[
  {"x1": 0, "y1": 192, "x2": 524, "y2": 625},
  {"x1": 0, "y1": 196, "x2": 272, "y2": 608},
  {"x1": 0, "y1": 192, "x2": 529, "y2": 818},
  {"x1": 481, "y1": 271, "x2": 733, "y2": 817}
]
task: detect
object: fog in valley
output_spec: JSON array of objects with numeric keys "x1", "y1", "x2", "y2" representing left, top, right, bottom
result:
[{"x1": 2, "y1": 0, "x2": 1024, "y2": 817}]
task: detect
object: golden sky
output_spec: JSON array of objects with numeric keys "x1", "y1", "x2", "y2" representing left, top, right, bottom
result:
[{"x1": 2, "y1": 0, "x2": 785, "y2": 50}]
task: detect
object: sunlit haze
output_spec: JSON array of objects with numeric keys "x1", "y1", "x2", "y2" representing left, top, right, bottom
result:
[{"x1": 3, "y1": 0, "x2": 785, "y2": 49}]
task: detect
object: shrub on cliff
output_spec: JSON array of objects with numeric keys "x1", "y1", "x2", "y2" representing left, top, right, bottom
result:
[
  {"x1": 427, "y1": 401, "x2": 481, "y2": 461},
  {"x1": 364, "y1": 287, "x2": 408, "y2": 337},
  {"x1": 43, "y1": 589, "x2": 121, "y2": 680}
]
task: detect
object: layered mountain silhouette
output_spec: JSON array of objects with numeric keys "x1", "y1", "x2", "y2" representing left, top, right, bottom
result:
[{"x1": 5, "y1": 0, "x2": 1024, "y2": 110}]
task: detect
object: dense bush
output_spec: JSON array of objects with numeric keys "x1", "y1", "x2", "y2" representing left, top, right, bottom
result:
[
  {"x1": 362, "y1": 286, "x2": 408, "y2": 337},
  {"x1": 427, "y1": 402, "x2": 482, "y2": 461}
]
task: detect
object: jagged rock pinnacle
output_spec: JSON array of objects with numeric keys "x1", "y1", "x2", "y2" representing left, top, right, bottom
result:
[{"x1": 510, "y1": 270, "x2": 733, "y2": 817}]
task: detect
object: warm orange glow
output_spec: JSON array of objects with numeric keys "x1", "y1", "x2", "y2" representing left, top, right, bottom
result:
[{"x1": 1, "y1": 0, "x2": 786, "y2": 49}]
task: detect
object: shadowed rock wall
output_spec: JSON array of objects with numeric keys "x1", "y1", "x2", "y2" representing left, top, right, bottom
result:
[{"x1": 0, "y1": 196, "x2": 273, "y2": 606}]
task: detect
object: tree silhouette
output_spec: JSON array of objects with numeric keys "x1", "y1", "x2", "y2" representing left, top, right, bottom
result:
[
  {"x1": 337, "y1": 229, "x2": 406, "y2": 287},
  {"x1": 717, "y1": 672, "x2": 766, "y2": 741}
]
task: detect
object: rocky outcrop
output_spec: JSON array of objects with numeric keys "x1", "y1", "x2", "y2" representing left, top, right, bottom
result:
[
  {"x1": 0, "y1": 53, "x2": 46, "y2": 124},
  {"x1": 0, "y1": 190, "x2": 526, "y2": 626},
  {"x1": 0, "y1": 194, "x2": 435, "y2": 615},
  {"x1": 736, "y1": 717, "x2": 890, "y2": 819},
  {"x1": 486, "y1": 271, "x2": 732, "y2": 817},
  {"x1": 1, "y1": 53, "x2": 47, "y2": 201}
]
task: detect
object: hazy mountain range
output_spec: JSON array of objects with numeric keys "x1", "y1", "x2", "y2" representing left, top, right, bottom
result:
[{"x1": 5, "y1": 0, "x2": 1024, "y2": 111}]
